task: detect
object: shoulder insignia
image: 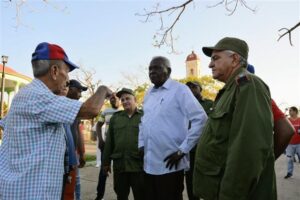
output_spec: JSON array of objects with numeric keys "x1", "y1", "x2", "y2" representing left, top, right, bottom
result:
[{"x1": 235, "y1": 73, "x2": 250, "y2": 86}]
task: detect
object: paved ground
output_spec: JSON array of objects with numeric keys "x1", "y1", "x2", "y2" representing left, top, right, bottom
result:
[{"x1": 81, "y1": 144, "x2": 300, "y2": 200}]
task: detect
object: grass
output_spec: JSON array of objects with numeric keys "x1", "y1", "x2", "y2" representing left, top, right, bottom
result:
[{"x1": 85, "y1": 154, "x2": 96, "y2": 162}]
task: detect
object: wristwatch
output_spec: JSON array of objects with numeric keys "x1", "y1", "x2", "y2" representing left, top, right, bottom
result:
[{"x1": 177, "y1": 150, "x2": 185, "y2": 156}]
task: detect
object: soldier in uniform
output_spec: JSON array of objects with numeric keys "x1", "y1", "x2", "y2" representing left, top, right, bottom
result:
[
  {"x1": 186, "y1": 81, "x2": 213, "y2": 115},
  {"x1": 193, "y1": 37, "x2": 275, "y2": 200},
  {"x1": 95, "y1": 93, "x2": 120, "y2": 200},
  {"x1": 102, "y1": 88, "x2": 144, "y2": 200},
  {"x1": 185, "y1": 81, "x2": 213, "y2": 200}
]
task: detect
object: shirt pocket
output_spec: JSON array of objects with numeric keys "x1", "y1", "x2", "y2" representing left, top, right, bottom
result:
[
  {"x1": 110, "y1": 153, "x2": 124, "y2": 172},
  {"x1": 209, "y1": 109, "x2": 232, "y2": 142},
  {"x1": 131, "y1": 125, "x2": 139, "y2": 144},
  {"x1": 112, "y1": 123, "x2": 127, "y2": 150},
  {"x1": 193, "y1": 162, "x2": 223, "y2": 199},
  {"x1": 113, "y1": 123, "x2": 126, "y2": 137},
  {"x1": 110, "y1": 152, "x2": 123, "y2": 159},
  {"x1": 114, "y1": 122, "x2": 126, "y2": 130},
  {"x1": 129, "y1": 151, "x2": 143, "y2": 160}
]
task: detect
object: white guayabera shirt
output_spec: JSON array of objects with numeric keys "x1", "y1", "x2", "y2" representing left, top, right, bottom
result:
[{"x1": 139, "y1": 78, "x2": 208, "y2": 175}]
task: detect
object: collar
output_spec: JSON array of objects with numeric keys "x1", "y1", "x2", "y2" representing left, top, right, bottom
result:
[
  {"x1": 150, "y1": 78, "x2": 172, "y2": 93},
  {"x1": 120, "y1": 108, "x2": 142, "y2": 116},
  {"x1": 223, "y1": 67, "x2": 247, "y2": 90},
  {"x1": 33, "y1": 78, "x2": 54, "y2": 94}
]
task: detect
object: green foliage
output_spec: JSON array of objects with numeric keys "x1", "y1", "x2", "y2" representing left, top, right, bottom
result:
[
  {"x1": 133, "y1": 83, "x2": 150, "y2": 107},
  {"x1": 177, "y1": 75, "x2": 224, "y2": 101},
  {"x1": 3, "y1": 102, "x2": 8, "y2": 117},
  {"x1": 128, "y1": 75, "x2": 223, "y2": 106}
]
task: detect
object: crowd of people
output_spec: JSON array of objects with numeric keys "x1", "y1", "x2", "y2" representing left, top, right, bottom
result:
[{"x1": 0, "y1": 37, "x2": 299, "y2": 200}]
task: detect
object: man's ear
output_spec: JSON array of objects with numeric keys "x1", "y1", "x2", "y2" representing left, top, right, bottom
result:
[
  {"x1": 167, "y1": 67, "x2": 172, "y2": 75},
  {"x1": 232, "y1": 54, "x2": 240, "y2": 68},
  {"x1": 50, "y1": 64, "x2": 59, "y2": 80}
]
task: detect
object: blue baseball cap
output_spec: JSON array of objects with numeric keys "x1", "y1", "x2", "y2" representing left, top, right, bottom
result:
[
  {"x1": 247, "y1": 64, "x2": 255, "y2": 74},
  {"x1": 32, "y1": 42, "x2": 79, "y2": 71}
]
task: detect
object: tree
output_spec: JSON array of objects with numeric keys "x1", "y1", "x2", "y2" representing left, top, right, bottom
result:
[
  {"x1": 118, "y1": 66, "x2": 150, "y2": 106},
  {"x1": 4, "y1": 1, "x2": 299, "y2": 50},
  {"x1": 73, "y1": 65, "x2": 102, "y2": 101},
  {"x1": 177, "y1": 75, "x2": 224, "y2": 101},
  {"x1": 133, "y1": 83, "x2": 150, "y2": 107},
  {"x1": 277, "y1": 22, "x2": 300, "y2": 46},
  {"x1": 118, "y1": 65, "x2": 149, "y2": 90},
  {"x1": 3, "y1": 0, "x2": 68, "y2": 29},
  {"x1": 137, "y1": 0, "x2": 300, "y2": 53},
  {"x1": 119, "y1": 75, "x2": 223, "y2": 109},
  {"x1": 72, "y1": 65, "x2": 104, "y2": 128}
]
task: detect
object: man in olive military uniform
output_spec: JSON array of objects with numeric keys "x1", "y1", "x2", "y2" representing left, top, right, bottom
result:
[
  {"x1": 193, "y1": 37, "x2": 275, "y2": 200},
  {"x1": 186, "y1": 81, "x2": 213, "y2": 115},
  {"x1": 102, "y1": 88, "x2": 144, "y2": 200},
  {"x1": 185, "y1": 81, "x2": 213, "y2": 200}
]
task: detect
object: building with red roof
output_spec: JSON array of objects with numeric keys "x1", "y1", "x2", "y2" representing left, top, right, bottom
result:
[
  {"x1": 185, "y1": 51, "x2": 201, "y2": 77},
  {"x1": 0, "y1": 64, "x2": 32, "y2": 113}
]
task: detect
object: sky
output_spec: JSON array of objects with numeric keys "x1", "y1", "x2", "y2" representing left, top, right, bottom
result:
[{"x1": 0, "y1": 0, "x2": 299, "y2": 110}]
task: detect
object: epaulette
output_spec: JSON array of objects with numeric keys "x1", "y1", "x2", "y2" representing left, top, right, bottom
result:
[{"x1": 235, "y1": 72, "x2": 250, "y2": 86}]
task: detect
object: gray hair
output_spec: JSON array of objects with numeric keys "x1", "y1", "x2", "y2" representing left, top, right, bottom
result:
[
  {"x1": 151, "y1": 56, "x2": 172, "y2": 75},
  {"x1": 224, "y1": 50, "x2": 248, "y2": 68},
  {"x1": 31, "y1": 60, "x2": 64, "y2": 77}
]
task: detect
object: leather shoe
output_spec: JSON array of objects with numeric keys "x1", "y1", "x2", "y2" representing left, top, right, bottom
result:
[{"x1": 284, "y1": 173, "x2": 292, "y2": 179}]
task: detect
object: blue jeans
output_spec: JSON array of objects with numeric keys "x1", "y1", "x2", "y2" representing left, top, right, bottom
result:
[
  {"x1": 286, "y1": 144, "x2": 300, "y2": 175},
  {"x1": 75, "y1": 168, "x2": 81, "y2": 200}
]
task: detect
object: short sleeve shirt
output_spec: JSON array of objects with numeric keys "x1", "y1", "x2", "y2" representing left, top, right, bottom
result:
[
  {"x1": 0, "y1": 79, "x2": 82, "y2": 199},
  {"x1": 99, "y1": 107, "x2": 119, "y2": 141},
  {"x1": 271, "y1": 99, "x2": 285, "y2": 122}
]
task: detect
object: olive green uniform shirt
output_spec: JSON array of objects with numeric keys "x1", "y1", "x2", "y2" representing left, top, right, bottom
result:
[
  {"x1": 199, "y1": 98, "x2": 213, "y2": 116},
  {"x1": 190, "y1": 98, "x2": 213, "y2": 153},
  {"x1": 193, "y1": 67, "x2": 276, "y2": 200},
  {"x1": 103, "y1": 109, "x2": 143, "y2": 173}
]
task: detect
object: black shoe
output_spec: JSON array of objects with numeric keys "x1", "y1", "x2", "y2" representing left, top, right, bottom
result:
[{"x1": 284, "y1": 173, "x2": 292, "y2": 179}]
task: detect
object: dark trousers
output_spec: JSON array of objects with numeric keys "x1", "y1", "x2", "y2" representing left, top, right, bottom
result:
[
  {"x1": 96, "y1": 146, "x2": 107, "y2": 199},
  {"x1": 145, "y1": 170, "x2": 184, "y2": 200},
  {"x1": 61, "y1": 174, "x2": 67, "y2": 200},
  {"x1": 113, "y1": 172, "x2": 145, "y2": 200},
  {"x1": 185, "y1": 151, "x2": 199, "y2": 200}
]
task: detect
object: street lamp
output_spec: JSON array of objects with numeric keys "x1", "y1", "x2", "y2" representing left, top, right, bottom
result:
[{"x1": 0, "y1": 55, "x2": 8, "y2": 119}]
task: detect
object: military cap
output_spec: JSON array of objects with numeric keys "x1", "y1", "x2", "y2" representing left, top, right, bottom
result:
[
  {"x1": 202, "y1": 37, "x2": 249, "y2": 60},
  {"x1": 116, "y1": 88, "x2": 135, "y2": 98},
  {"x1": 186, "y1": 81, "x2": 202, "y2": 90},
  {"x1": 69, "y1": 79, "x2": 88, "y2": 91},
  {"x1": 186, "y1": 81, "x2": 200, "y2": 87}
]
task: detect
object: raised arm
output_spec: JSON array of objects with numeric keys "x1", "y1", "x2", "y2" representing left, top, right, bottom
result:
[{"x1": 77, "y1": 86, "x2": 112, "y2": 119}]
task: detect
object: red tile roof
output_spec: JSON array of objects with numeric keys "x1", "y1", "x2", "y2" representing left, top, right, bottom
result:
[
  {"x1": 0, "y1": 64, "x2": 32, "y2": 81},
  {"x1": 186, "y1": 51, "x2": 200, "y2": 62}
]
